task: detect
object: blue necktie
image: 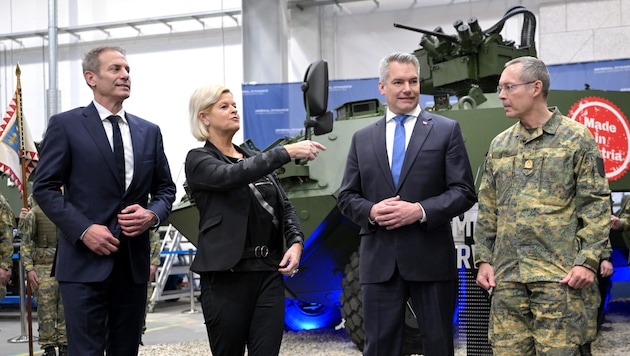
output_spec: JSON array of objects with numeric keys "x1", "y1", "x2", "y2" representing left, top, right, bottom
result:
[
  {"x1": 391, "y1": 115, "x2": 408, "y2": 187},
  {"x1": 107, "y1": 115, "x2": 126, "y2": 189}
]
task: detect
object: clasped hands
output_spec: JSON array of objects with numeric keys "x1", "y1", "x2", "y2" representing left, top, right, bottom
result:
[
  {"x1": 82, "y1": 204, "x2": 157, "y2": 256},
  {"x1": 369, "y1": 196, "x2": 423, "y2": 230}
]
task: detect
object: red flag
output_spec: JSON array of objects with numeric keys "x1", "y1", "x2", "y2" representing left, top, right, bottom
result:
[{"x1": 0, "y1": 88, "x2": 39, "y2": 197}]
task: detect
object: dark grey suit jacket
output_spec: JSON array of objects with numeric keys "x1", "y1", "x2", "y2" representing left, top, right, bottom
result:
[
  {"x1": 337, "y1": 109, "x2": 476, "y2": 284},
  {"x1": 33, "y1": 102, "x2": 176, "y2": 284}
]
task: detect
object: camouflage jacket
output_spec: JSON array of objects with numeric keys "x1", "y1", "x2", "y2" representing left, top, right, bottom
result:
[
  {"x1": 615, "y1": 198, "x2": 630, "y2": 252},
  {"x1": 0, "y1": 194, "x2": 15, "y2": 270},
  {"x1": 474, "y1": 108, "x2": 611, "y2": 282},
  {"x1": 149, "y1": 229, "x2": 161, "y2": 266},
  {"x1": 19, "y1": 205, "x2": 57, "y2": 272}
]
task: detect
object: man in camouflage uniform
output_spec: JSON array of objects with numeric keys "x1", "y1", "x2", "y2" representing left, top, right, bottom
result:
[
  {"x1": 0, "y1": 193, "x2": 15, "y2": 311},
  {"x1": 141, "y1": 229, "x2": 161, "y2": 345},
  {"x1": 580, "y1": 246, "x2": 612, "y2": 356},
  {"x1": 611, "y1": 196, "x2": 630, "y2": 251},
  {"x1": 474, "y1": 56, "x2": 611, "y2": 355},
  {"x1": 19, "y1": 195, "x2": 67, "y2": 356}
]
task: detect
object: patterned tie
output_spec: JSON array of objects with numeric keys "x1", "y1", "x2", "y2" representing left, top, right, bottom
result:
[
  {"x1": 106, "y1": 115, "x2": 126, "y2": 189},
  {"x1": 391, "y1": 114, "x2": 408, "y2": 187}
]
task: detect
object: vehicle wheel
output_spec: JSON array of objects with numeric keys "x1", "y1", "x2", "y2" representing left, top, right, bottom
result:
[
  {"x1": 340, "y1": 251, "x2": 423, "y2": 355},
  {"x1": 284, "y1": 299, "x2": 342, "y2": 331}
]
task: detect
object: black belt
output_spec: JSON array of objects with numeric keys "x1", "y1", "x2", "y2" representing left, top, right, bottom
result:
[{"x1": 242, "y1": 245, "x2": 269, "y2": 259}]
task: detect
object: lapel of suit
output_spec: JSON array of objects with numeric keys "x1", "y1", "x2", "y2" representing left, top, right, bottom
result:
[
  {"x1": 371, "y1": 117, "x2": 394, "y2": 188},
  {"x1": 82, "y1": 104, "x2": 123, "y2": 191},
  {"x1": 398, "y1": 111, "x2": 433, "y2": 189}
]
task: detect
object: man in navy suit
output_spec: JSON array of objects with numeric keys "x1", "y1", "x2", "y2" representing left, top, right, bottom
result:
[
  {"x1": 337, "y1": 52, "x2": 476, "y2": 356},
  {"x1": 33, "y1": 46, "x2": 176, "y2": 355}
]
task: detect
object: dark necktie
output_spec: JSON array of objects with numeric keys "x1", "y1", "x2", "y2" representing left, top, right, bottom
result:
[
  {"x1": 391, "y1": 115, "x2": 408, "y2": 187},
  {"x1": 106, "y1": 115, "x2": 125, "y2": 189}
]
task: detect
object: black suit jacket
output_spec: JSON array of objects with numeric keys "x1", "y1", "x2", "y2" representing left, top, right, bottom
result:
[
  {"x1": 33, "y1": 103, "x2": 176, "y2": 284},
  {"x1": 337, "y1": 110, "x2": 476, "y2": 284},
  {"x1": 184, "y1": 141, "x2": 304, "y2": 272}
]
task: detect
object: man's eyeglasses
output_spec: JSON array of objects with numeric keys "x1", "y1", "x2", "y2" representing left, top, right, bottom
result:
[{"x1": 497, "y1": 81, "x2": 536, "y2": 94}]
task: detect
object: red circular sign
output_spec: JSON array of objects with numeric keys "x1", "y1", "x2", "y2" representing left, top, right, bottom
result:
[{"x1": 569, "y1": 97, "x2": 630, "y2": 181}]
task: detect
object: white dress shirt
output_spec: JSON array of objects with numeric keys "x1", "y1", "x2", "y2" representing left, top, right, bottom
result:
[
  {"x1": 384, "y1": 105, "x2": 426, "y2": 222},
  {"x1": 94, "y1": 101, "x2": 134, "y2": 190},
  {"x1": 385, "y1": 106, "x2": 422, "y2": 168}
]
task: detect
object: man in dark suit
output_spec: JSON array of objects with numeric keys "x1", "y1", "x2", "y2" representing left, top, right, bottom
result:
[
  {"x1": 33, "y1": 46, "x2": 176, "y2": 356},
  {"x1": 337, "y1": 52, "x2": 476, "y2": 356}
]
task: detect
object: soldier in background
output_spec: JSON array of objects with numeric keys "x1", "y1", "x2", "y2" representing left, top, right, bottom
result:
[
  {"x1": 141, "y1": 229, "x2": 161, "y2": 345},
  {"x1": 19, "y1": 194, "x2": 67, "y2": 356},
  {"x1": 0, "y1": 193, "x2": 15, "y2": 317},
  {"x1": 580, "y1": 196, "x2": 630, "y2": 355},
  {"x1": 611, "y1": 195, "x2": 630, "y2": 252},
  {"x1": 580, "y1": 243, "x2": 613, "y2": 356}
]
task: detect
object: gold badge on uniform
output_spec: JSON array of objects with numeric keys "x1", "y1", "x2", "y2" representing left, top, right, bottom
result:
[{"x1": 524, "y1": 159, "x2": 533, "y2": 169}]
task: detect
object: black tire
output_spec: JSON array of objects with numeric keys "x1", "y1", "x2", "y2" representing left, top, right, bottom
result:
[{"x1": 340, "y1": 251, "x2": 423, "y2": 356}]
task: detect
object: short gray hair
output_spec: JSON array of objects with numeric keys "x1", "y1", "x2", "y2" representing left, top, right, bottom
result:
[
  {"x1": 82, "y1": 46, "x2": 126, "y2": 74},
  {"x1": 505, "y1": 56, "x2": 550, "y2": 98},
  {"x1": 378, "y1": 52, "x2": 419, "y2": 83}
]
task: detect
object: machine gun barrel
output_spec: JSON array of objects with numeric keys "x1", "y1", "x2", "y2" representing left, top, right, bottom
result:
[{"x1": 393, "y1": 23, "x2": 458, "y2": 43}]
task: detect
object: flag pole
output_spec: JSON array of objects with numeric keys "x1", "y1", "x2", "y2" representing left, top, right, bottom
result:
[
  {"x1": 15, "y1": 63, "x2": 35, "y2": 356},
  {"x1": 15, "y1": 64, "x2": 29, "y2": 208}
]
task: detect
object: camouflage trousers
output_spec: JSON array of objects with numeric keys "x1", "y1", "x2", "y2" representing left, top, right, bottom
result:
[
  {"x1": 0, "y1": 283, "x2": 5, "y2": 300},
  {"x1": 32, "y1": 264, "x2": 66, "y2": 348},
  {"x1": 583, "y1": 279, "x2": 602, "y2": 343},
  {"x1": 489, "y1": 281, "x2": 586, "y2": 356},
  {"x1": 143, "y1": 282, "x2": 155, "y2": 333}
]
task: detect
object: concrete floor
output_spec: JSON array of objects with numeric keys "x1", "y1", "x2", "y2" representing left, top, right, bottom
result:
[
  {"x1": 2, "y1": 284, "x2": 629, "y2": 356},
  {"x1": 0, "y1": 297, "x2": 206, "y2": 356}
]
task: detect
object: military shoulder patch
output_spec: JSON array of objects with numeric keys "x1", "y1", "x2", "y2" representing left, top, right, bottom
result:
[{"x1": 597, "y1": 157, "x2": 606, "y2": 178}]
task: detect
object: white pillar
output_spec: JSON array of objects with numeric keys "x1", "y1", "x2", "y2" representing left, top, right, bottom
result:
[{"x1": 242, "y1": 0, "x2": 288, "y2": 83}]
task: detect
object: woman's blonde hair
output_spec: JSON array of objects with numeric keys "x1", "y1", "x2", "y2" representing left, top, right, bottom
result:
[{"x1": 189, "y1": 84, "x2": 231, "y2": 141}]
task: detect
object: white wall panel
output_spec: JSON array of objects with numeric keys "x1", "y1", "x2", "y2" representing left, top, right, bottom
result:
[
  {"x1": 624, "y1": 0, "x2": 630, "y2": 26},
  {"x1": 540, "y1": 31, "x2": 595, "y2": 64},
  {"x1": 594, "y1": 27, "x2": 630, "y2": 62},
  {"x1": 538, "y1": 3, "x2": 566, "y2": 34},
  {"x1": 566, "y1": 0, "x2": 621, "y2": 31},
  {"x1": 287, "y1": 7, "x2": 323, "y2": 81}
]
